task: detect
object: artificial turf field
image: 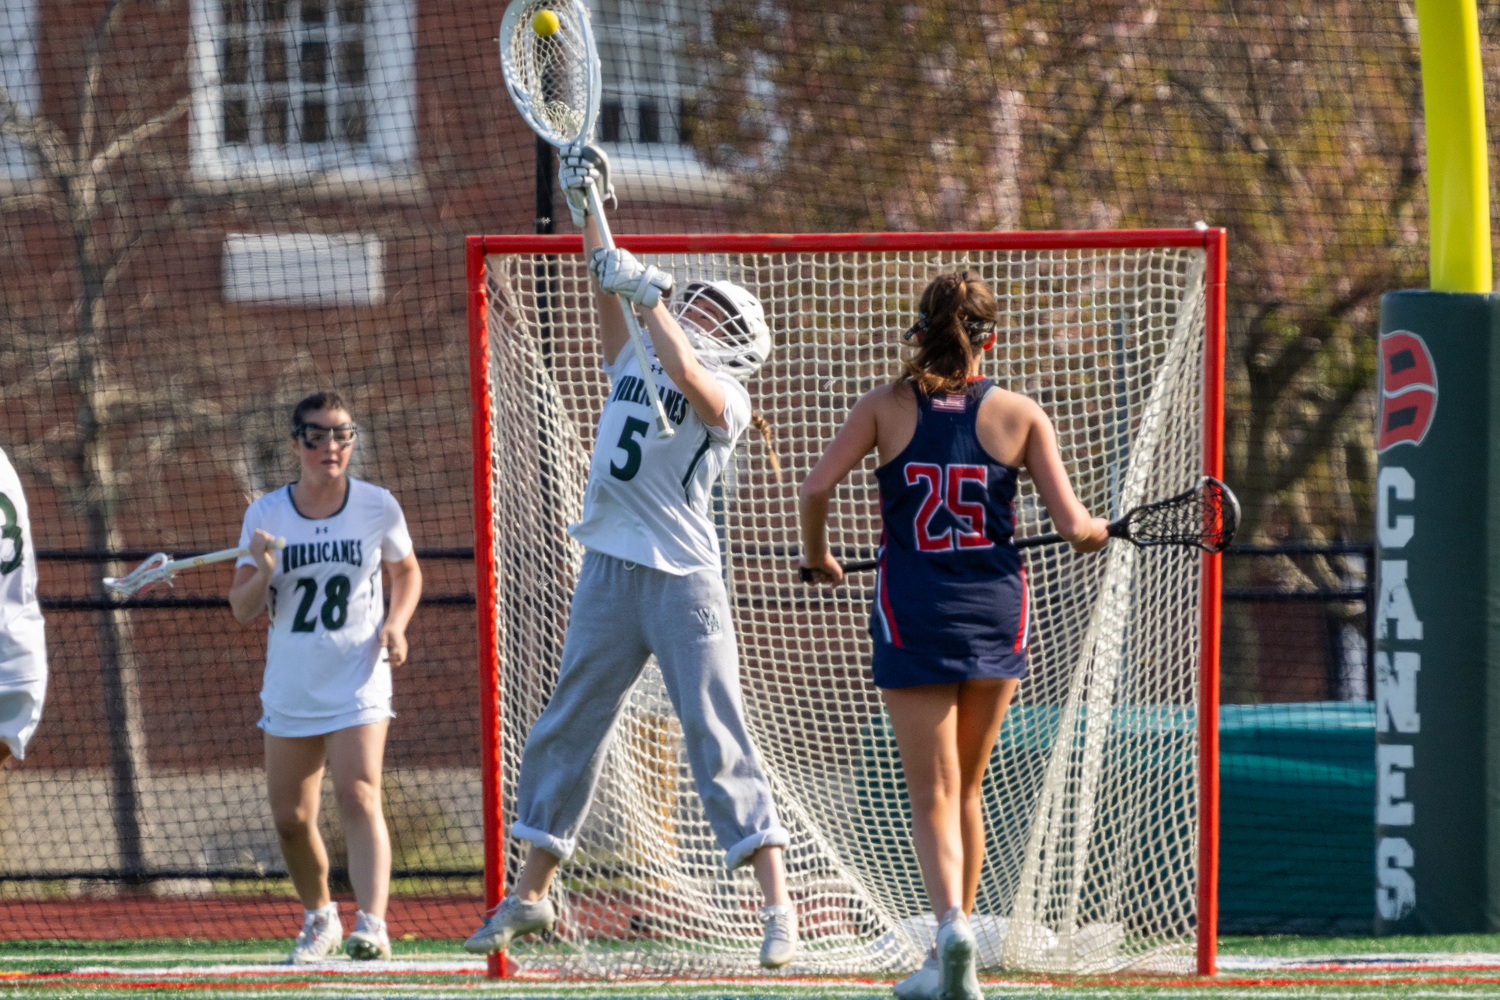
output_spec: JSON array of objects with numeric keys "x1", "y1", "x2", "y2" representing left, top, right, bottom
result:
[{"x1": 4, "y1": 936, "x2": 1500, "y2": 999}]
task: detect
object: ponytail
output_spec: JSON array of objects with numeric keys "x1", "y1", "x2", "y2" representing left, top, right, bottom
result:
[
  {"x1": 895, "y1": 271, "x2": 997, "y2": 396},
  {"x1": 750, "y1": 412, "x2": 783, "y2": 482}
]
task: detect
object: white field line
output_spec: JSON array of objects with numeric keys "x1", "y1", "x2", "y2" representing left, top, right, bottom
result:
[
  {"x1": 1, "y1": 990, "x2": 1492, "y2": 1000},
  {"x1": 0, "y1": 988, "x2": 948, "y2": 1000},
  {"x1": 0, "y1": 952, "x2": 286, "y2": 963},
  {"x1": 1219, "y1": 953, "x2": 1500, "y2": 971},
  {"x1": 65, "y1": 960, "x2": 487, "y2": 975}
]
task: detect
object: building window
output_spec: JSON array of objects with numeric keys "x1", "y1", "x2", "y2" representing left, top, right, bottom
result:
[
  {"x1": 223, "y1": 232, "x2": 384, "y2": 306},
  {"x1": 0, "y1": 0, "x2": 38, "y2": 184},
  {"x1": 191, "y1": 0, "x2": 415, "y2": 182},
  {"x1": 593, "y1": 0, "x2": 696, "y2": 152}
]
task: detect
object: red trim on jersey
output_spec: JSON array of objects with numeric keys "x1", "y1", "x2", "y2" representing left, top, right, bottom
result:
[
  {"x1": 878, "y1": 549, "x2": 903, "y2": 649},
  {"x1": 1014, "y1": 567, "x2": 1030, "y2": 653}
]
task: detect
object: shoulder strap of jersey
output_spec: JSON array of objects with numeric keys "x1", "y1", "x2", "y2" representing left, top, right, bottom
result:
[{"x1": 970, "y1": 377, "x2": 998, "y2": 406}]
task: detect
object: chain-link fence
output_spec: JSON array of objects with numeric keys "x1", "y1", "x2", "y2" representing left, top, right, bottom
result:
[{"x1": 2, "y1": 0, "x2": 1486, "y2": 940}]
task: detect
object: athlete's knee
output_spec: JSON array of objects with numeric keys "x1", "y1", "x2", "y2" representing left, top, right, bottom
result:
[
  {"x1": 905, "y1": 769, "x2": 961, "y2": 812},
  {"x1": 334, "y1": 777, "x2": 383, "y2": 821},
  {"x1": 273, "y1": 811, "x2": 316, "y2": 843}
]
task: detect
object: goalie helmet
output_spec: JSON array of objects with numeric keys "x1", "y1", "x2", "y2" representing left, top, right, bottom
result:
[{"x1": 671, "y1": 280, "x2": 772, "y2": 380}]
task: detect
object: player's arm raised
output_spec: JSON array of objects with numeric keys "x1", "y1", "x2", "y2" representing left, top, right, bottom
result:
[
  {"x1": 797, "y1": 389, "x2": 883, "y2": 584},
  {"x1": 228, "y1": 528, "x2": 279, "y2": 623},
  {"x1": 1020, "y1": 399, "x2": 1109, "y2": 552},
  {"x1": 589, "y1": 241, "x2": 727, "y2": 430},
  {"x1": 581, "y1": 215, "x2": 632, "y2": 366},
  {"x1": 561, "y1": 147, "x2": 631, "y2": 366},
  {"x1": 638, "y1": 297, "x2": 727, "y2": 430}
]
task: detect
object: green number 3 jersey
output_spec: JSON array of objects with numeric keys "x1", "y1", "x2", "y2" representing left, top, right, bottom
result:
[{"x1": 236, "y1": 479, "x2": 413, "y2": 723}]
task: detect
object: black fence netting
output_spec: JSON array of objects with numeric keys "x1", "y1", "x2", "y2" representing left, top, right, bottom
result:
[{"x1": 0, "y1": 0, "x2": 1487, "y2": 941}]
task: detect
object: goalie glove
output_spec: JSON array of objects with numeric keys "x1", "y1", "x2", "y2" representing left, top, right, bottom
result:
[
  {"x1": 558, "y1": 143, "x2": 615, "y2": 227},
  {"x1": 590, "y1": 247, "x2": 674, "y2": 308}
]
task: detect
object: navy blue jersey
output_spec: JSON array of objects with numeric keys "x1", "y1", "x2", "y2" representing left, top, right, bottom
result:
[{"x1": 869, "y1": 378, "x2": 1031, "y2": 687}]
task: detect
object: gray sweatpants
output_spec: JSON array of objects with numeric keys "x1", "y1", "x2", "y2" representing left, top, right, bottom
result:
[{"x1": 511, "y1": 551, "x2": 789, "y2": 870}]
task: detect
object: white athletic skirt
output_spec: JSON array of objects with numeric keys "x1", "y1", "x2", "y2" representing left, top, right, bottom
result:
[
  {"x1": 0, "y1": 609, "x2": 48, "y2": 759},
  {"x1": 258, "y1": 703, "x2": 394, "y2": 738}
]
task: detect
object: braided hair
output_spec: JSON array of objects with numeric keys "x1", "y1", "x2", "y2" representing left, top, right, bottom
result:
[{"x1": 895, "y1": 271, "x2": 998, "y2": 396}]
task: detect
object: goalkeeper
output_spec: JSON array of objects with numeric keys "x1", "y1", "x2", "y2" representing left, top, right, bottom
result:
[
  {"x1": 797, "y1": 272, "x2": 1107, "y2": 1000},
  {"x1": 464, "y1": 145, "x2": 797, "y2": 969}
]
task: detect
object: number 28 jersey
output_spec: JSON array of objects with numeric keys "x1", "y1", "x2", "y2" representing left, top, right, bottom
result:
[
  {"x1": 236, "y1": 479, "x2": 413, "y2": 721},
  {"x1": 569, "y1": 346, "x2": 751, "y2": 576}
]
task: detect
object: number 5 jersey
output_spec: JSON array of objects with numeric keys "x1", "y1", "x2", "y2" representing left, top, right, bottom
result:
[
  {"x1": 568, "y1": 344, "x2": 751, "y2": 576},
  {"x1": 236, "y1": 479, "x2": 413, "y2": 721}
]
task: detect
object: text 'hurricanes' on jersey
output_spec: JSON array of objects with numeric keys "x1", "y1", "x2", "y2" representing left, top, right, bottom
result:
[
  {"x1": 870, "y1": 379, "x2": 1032, "y2": 687},
  {"x1": 236, "y1": 478, "x2": 413, "y2": 721},
  {"x1": 283, "y1": 539, "x2": 365, "y2": 572},
  {"x1": 607, "y1": 374, "x2": 692, "y2": 427},
  {"x1": 569, "y1": 345, "x2": 751, "y2": 576}
]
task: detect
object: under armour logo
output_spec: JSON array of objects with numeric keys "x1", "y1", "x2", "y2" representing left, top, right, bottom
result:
[
  {"x1": 315, "y1": 526, "x2": 329, "y2": 534},
  {"x1": 694, "y1": 607, "x2": 721, "y2": 635}
]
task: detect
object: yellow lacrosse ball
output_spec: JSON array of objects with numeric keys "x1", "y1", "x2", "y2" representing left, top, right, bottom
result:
[{"x1": 532, "y1": 9, "x2": 561, "y2": 36}]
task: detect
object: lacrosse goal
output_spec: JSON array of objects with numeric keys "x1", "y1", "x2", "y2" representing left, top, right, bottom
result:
[{"x1": 467, "y1": 230, "x2": 1226, "y2": 978}]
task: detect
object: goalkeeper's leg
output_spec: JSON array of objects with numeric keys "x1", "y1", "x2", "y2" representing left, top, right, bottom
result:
[
  {"x1": 466, "y1": 552, "x2": 653, "y2": 954},
  {"x1": 646, "y1": 567, "x2": 795, "y2": 967}
]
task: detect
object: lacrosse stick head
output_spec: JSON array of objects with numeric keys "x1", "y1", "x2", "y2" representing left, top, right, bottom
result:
[
  {"x1": 1116, "y1": 475, "x2": 1240, "y2": 553},
  {"x1": 103, "y1": 553, "x2": 176, "y2": 598},
  {"x1": 499, "y1": 0, "x2": 601, "y2": 148}
]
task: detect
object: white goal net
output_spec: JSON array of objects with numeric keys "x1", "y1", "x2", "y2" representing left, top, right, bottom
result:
[{"x1": 472, "y1": 232, "x2": 1220, "y2": 978}]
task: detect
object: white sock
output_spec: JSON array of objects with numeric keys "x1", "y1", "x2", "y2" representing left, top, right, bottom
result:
[{"x1": 308, "y1": 902, "x2": 339, "y2": 924}]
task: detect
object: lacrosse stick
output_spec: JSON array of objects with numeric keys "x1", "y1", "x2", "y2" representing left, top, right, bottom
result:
[
  {"x1": 802, "y1": 476, "x2": 1239, "y2": 580},
  {"x1": 104, "y1": 538, "x2": 287, "y2": 598},
  {"x1": 499, "y1": 0, "x2": 675, "y2": 439}
]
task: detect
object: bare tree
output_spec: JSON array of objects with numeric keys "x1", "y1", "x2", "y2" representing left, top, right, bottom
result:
[{"x1": 0, "y1": 0, "x2": 212, "y2": 877}]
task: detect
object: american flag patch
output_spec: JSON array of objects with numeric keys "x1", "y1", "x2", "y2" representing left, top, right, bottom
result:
[{"x1": 932, "y1": 394, "x2": 966, "y2": 412}]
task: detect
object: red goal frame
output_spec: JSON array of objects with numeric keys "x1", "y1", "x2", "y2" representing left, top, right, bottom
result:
[{"x1": 466, "y1": 228, "x2": 1227, "y2": 978}]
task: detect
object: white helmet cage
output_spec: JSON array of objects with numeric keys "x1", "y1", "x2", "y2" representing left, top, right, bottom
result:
[{"x1": 670, "y1": 280, "x2": 772, "y2": 380}]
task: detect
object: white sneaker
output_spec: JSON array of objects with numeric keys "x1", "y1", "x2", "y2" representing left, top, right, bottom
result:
[
  {"x1": 463, "y1": 895, "x2": 556, "y2": 954},
  {"x1": 758, "y1": 903, "x2": 798, "y2": 969},
  {"x1": 346, "y1": 910, "x2": 392, "y2": 961},
  {"x1": 288, "y1": 903, "x2": 342, "y2": 964},
  {"x1": 894, "y1": 955, "x2": 942, "y2": 1000},
  {"x1": 935, "y1": 908, "x2": 982, "y2": 1000}
]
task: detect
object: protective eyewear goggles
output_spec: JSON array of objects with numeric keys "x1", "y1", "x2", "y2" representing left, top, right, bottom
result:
[{"x1": 295, "y1": 421, "x2": 359, "y2": 449}]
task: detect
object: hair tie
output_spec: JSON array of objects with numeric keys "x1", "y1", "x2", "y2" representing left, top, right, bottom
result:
[{"x1": 903, "y1": 311, "x2": 929, "y2": 341}]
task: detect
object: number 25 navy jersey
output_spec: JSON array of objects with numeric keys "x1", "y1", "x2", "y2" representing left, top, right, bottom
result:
[{"x1": 870, "y1": 378, "x2": 1031, "y2": 686}]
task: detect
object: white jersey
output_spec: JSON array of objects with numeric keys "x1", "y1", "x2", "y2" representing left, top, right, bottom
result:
[
  {"x1": 569, "y1": 347, "x2": 751, "y2": 575},
  {"x1": 237, "y1": 478, "x2": 413, "y2": 722},
  {"x1": 0, "y1": 446, "x2": 47, "y2": 686}
]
